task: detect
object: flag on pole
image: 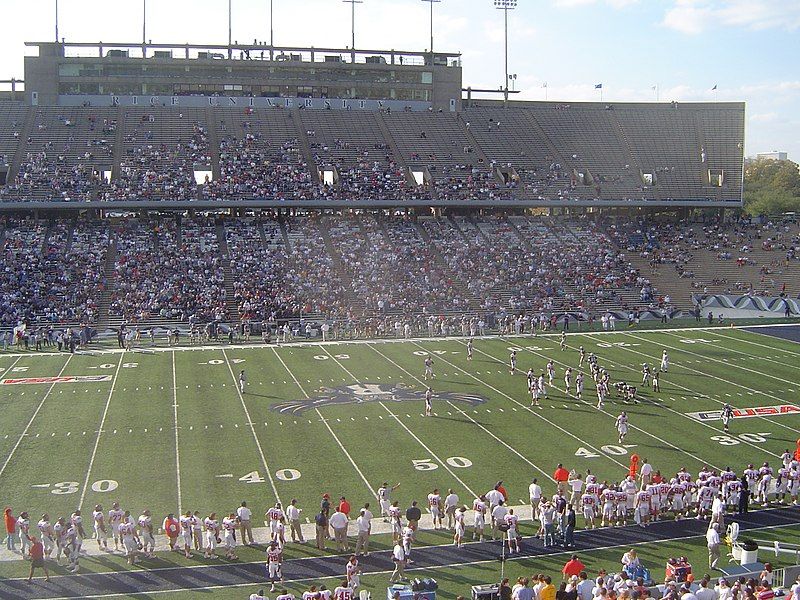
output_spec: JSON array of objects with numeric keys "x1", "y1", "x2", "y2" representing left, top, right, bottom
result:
[
  {"x1": 542, "y1": 82, "x2": 547, "y2": 88},
  {"x1": 651, "y1": 85, "x2": 657, "y2": 91},
  {"x1": 711, "y1": 84, "x2": 717, "y2": 90},
  {"x1": 595, "y1": 83, "x2": 603, "y2": 89}
]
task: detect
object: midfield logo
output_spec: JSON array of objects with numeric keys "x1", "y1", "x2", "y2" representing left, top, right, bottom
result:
[
  {"x1": 687, "y1": 404, "x2": 800, "y2": 422},
  {"x1": 1, "y1": 375, "x2": 113, "y2": 385},
  {"x1": 272, "y1": 383, "x2": 488, "y2": 415}
]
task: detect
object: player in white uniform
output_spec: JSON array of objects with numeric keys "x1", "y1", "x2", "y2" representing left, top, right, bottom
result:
[
  {"x1": 580, "y1": 492, "x2": 597, "y2": 529},
  {"x1": 615, "y1": 412, "x2": 629, "y2": 444},
  {"x1": 335, "y1": 581, "x2": 354, "y2": 600},
  {"x1": 267, "y1": 503, "x2": 285, "y2": 542},
  {"x1": 428, "y1": 489, "x2": 443, "y2": 529},
  {"x1": 529, "y1": 372, "x2": 540, "y2": 407},
  {"x1": 388, "y1": 502, "x2": 402, "y2": 543},
  {"x1": 454, "y1": 506, "x2": 466, "y2": 548},
  {"x1": 547, "y1": 360, "x2": 555, "y2": 386},
  {"x1": 670, "y1": 479, "x2": 686, "y2": 519},
  {"x1": 345, "y1": 555, "x2": 361, "y2": 589},
  {"x1": 180, "y1": 511, "x2": 194, "y2": 558},
  {"x1": 204, "y1": 513, "x2": 220, "y2": 559},
  {"x1": 504, "y1": 509, "x2": 520, "y2": 553},
  {"x1": 423, "y1": 356, "x2": 435, "y2": 380},
  {"x1": 634, "y1": 487, "x2": 652, "y2": 527},
  {"x1": 92, "y1": 505, "x2": 109, "y2": 551},
  {"x1": 697, "y1": 483, "x2": 714, "y2": 519},
  {"x1": 425, "y1": 388, "x2": 433, "y2": 417},
  {"x1": 467, "y1": 339, "x2": 474, "y2": 360},
  {"x1": 614, "y1": 489, "x2": 628, "y2": 525},
  {"x1": 53, "y1": 517, "x2": 66, "y2": 564},
  {"x1": 108, "y1": 502, "x2": 124, "y2": 552},
  {"x1": 138, "y1": 510, "x2": 155, "y2": 558},
  {"x1": 564, "y1": 368, "x2": 572, "y2": 393},
  {"x1": 239, "y1": 370, "x2": 247, "y2": 393},
  {"x1": 120, "y1": 516, "x2": 140, "y2": 565},
  {"x1": 38, "y1": 514, "x2": 55, "y2": 558},
  {"x1": 579, "y1": 346, "x2": 586, "y2": 367},
  {"x1": 560, "y1": 331, "x2": 567, "y2": 351},
  {"x1": 660, "y1": 350, "x2": 669, "y2": 372},
  {"x1": 377, "y1": 482, "x2": 400, "y2": 521},
  {"x1": 472, "y1": 496, "x2": 487, "y2": 541},
  {"x1": 600, "y1": 488, "x2": 616, "y2": 527},
  {"x1": 509, "y1": 351, "x2": 517, "y2": 374},
  {"x1": 575, "y1": 372, "x2": 584, "y2": 399},
  {"x1": 266, "y1": 541, "x2": 283, "y2": 591},
  {"x1": 538, "y1": 374, "x2": 547, "y2": 399},
  {"x1": 222, "y1": 513, "x2": 239, "y2": 559}
]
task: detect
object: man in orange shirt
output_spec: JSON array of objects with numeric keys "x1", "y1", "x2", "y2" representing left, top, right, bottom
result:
[
  {"x1": 338, "y1": 497, "x2": 351, "y2": 517},
  {"x1": 554, "y1": 464, "x2": 570, "y2": 495},
  {"x1": 163, "y1": 514, "x2": 180, "y2": 551},
  {"x1": 562, "y1": 555, "x2": 586, "y2": 579},
  {"x1": 27, "y1": 536, "x2": 50, "y2": 582}
]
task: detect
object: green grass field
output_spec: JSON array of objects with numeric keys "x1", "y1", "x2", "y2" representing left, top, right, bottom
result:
[{"x1": 0, "y1": 325, "x2": 799, "y2": 597}]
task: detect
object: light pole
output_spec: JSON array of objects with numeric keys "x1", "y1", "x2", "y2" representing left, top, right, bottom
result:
[
  {"x1": 421, "y1": 0, "x2": 441, "y2": 65},
  {"x1": 508, "y1": 73, "x2": 517, "y2": 91},
  {"x1": 342, "y1": 0, "x2": 363, "y2": 63},
  {"x1": 55, "y1": 0, "x2": 59, "y2": 43},
  {"x1": 494, "y1": 0, "x2": 516, "y2": 104},
  {"x1": 269, "y1": 0, "x2": 274, "y2": 58},
  {"x1": 228, "y1": 0, "x2": 233, "y2": 59},
  {"x1": 142, "y1": 0, "x2": 147, "y2": 56}
]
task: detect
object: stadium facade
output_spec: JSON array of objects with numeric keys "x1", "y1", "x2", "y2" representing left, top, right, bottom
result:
[{"x1": 0, "y1": 39, "x2": 745, "y2": 210}]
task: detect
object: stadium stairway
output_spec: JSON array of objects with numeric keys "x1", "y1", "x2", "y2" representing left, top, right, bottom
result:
[
  {"x1": 216, "y1": 221, "x2": 240, "y2": 323},
  {"x1": 6, "y1": 106, "x2": 35, "y2": 184},
  {"x1": 375, "y1": 110, "x2": 417, "y2": 186},
  {"x1": 96, "y1": 234, "x2": 118, "y2": 328},
  {"x1": 206, "y1": 107, "x2": 222, "y2": 181},
  {"x1": 291, "y1": 108, "x2": 321, "y2": 184}
]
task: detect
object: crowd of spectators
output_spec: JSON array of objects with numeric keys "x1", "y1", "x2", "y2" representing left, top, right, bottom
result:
[
  {"x1": 110, "y1": 218, "x2": 227, "y2": 322},
  {"x1": 0, "y1": 218, "x2": 107, "y2": 325}
]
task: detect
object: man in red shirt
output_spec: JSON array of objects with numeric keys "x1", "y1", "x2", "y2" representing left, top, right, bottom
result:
[
  {"x1": 562, "y1": 555, "x2": 586, "y2": 579},
  {"x1": 338, "y1": 497, "x2": 351, "y2": 517},
  {"x1": 27, "y1": 536, "x2": 50, "y2": 582},
  {"x1": 554, "y1": 464, "x2": 570, "y2": 495}
]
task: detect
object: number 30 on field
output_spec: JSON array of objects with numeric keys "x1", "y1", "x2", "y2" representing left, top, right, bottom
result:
[{"x1": 41, "y1": 480, "x2": 119, "y2": 495}]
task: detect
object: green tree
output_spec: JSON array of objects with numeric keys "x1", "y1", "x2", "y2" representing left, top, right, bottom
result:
[{"x1": 743, "y1": 158, "x2": 800, "y2": 215}]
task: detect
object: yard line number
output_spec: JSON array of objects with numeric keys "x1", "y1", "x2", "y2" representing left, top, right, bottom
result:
[
  {"x1": 413, "y1": 456, "x2": 473, "y2": 471},
  {"x1": 575, "y1": 445, "x2": 635, "y2": 459},
  {"x1": 34, "y1": 479, "x2": 120, "y2": 495},
  {"x1": 239, "y1": 469, "x2": 301, "y2": 483},
  {"x1": 711, "y1": 433, "x2": 771, "y2": 446}
]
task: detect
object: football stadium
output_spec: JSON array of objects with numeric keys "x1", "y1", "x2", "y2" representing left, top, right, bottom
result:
[{"x1": 0, "y1": 1, "x2": 799, "y2": 599}]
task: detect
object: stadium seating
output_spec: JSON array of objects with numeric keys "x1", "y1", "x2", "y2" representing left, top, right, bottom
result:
[{"x1": 0, "y1": 102, "x2": 743, "y2": 203}]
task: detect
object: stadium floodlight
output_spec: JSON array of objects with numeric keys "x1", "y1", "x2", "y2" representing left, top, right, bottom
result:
[
  {"x1": 54, "y1": 0, "x2": 59, "y2": 43},
  {"x1": 421, "y1": 0, "x2": 442, "y2": 63},
  {"x1": 342, "y1": 0, "x2": 364, "y2": 63},
  {"x1": 494, "y1": 0, "x2": 517, "y2": 104}
]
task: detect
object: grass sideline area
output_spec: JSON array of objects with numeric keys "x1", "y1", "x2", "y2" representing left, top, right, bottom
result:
[{"x1": 0, "y1": 325, "x2": 798, "y2": 596}]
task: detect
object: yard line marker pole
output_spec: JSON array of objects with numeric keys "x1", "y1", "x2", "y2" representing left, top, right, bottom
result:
[
  {"x1": 272, "y1": 347, "x2": 378, "y2": 500},
  {"x1": 408, "y1": 340, "x2": 630, "y2": 472},
  {"x1": 0, "y1": 355, "x2": 72, "y2": 480},
  {"x1": 171, "y1": 351, "x2": 183, "y2": 516},
  {"x1": 537, "y1": 335, "x2": 782, "y2": 461},
  {"x1": 616, "y1": 332, "x2": 800, "y2": 437},
  {"x1": 78, "y1": 355, "x2": 124, "y2": 510},
  {"x1": 318, "y1": 346, "x2": 479, "y2": 499},
  {"x1": 221, "y1": 349, "x2": 281, "y2": 504},
  {"x1": 367, "y1": 343, "x2": 555, "y2": 484}
]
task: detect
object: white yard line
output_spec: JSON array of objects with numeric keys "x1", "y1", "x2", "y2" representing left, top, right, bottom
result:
[
  {"x1": 318, "y1": 346, "x2": 479, "y2": 499},
  {"x1": 221, "y1": 348, "x2": 281, "y2": 504},
  {"x1": 271, "y1": 347, "x2": 378, "y2": 500},
  {"x1": 0, "y1": 355, "x2": 72, "y2": 479},
  {"x1": 621, "y1": 332, "x2": 800, "y2": 435},
  {"x1": 367, "y1": 342, "x2": 555, "y2": 483},
  {"x1": 78, "y1": 355, "x2": 124, "y2": 509},
  {"x1": 712, "y1": 329, "x2": 800, "y2": 359},
  {"x1": 659, "y1": 330, "x2": 800, "y2": 381},
  {"x1": 493, "y1": 337, "x2": 723, "y2": 471},
  {"x1": 565, "y1": 335, "x2": 786, "y2": 458},
  {"x1": 409, "y1": 340, "x2": 630, "y2": 472},
  {"x1": 171, "y1": 351, "x2": 183, "y2": 516}
]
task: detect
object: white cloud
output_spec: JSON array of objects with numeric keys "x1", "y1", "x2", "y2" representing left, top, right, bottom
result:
[
  {"x1": 662, "y1": 0, "x2": 800, "y2": 34},
  {"x1": 749, "y1": 112, "x2": 778, "y2": 123}
]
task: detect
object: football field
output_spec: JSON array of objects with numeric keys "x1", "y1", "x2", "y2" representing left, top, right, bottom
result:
[{"x1": 1, "y1": 324, "x2": 799, "y2": 527}]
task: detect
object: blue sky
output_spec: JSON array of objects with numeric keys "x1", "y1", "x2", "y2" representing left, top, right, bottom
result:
[{"x1": 3, "y1": 0, "x2": 799, "y2": 159}]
